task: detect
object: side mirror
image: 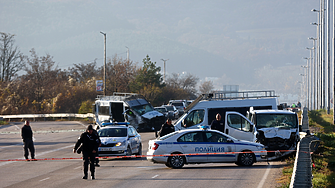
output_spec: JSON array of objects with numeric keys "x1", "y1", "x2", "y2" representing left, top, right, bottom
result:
[{"x1": 227, "y1": 138, "x2": 233, "y2": 143}]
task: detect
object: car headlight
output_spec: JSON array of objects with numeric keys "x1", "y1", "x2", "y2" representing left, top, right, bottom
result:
[{"x1": 115, "y1": 142, "x2": 123, "y2": 147}]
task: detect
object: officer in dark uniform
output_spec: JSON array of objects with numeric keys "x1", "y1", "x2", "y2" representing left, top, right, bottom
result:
[
  {"x1": 158, "y1": 118, "x2": 174, "y2": 137},
  {"x1": 73, "y1": 125, "x2": 99, "y2": 180},
  {"x1": 211, "y1": 113, "x2": 225, "y2": 133},
  {"x1": 21, "y1": 120, "x2": 35, "y2": 161}
]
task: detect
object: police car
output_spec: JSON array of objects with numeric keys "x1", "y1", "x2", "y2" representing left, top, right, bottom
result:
[
  {"x1": 98, "y1": 122, "x2": 142, "y2": 157},
  {"x1": 147, "y1": 126, "x2": 267, "y2": 168}
]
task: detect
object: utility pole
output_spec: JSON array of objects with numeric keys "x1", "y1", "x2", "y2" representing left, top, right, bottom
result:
[
  {"x1": 161, "y1": 59, "x2": 169, "y2": 83},
  {"x1": 126, "y1": 46, "x2": 129, "y2": 62},
  {"x1": 100, "y1": 31, "x2": 106, "y2": 96}
]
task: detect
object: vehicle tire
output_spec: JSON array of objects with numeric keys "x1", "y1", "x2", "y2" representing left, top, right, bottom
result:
[
  {"x1": 237, "y1": 152, "x2": 255, "y2": 166},
  {"x1": 168, "y1": 155, "x2": 185, "y2": 169},
  {"x1": 126, "y1": 146, "x2": 132, "y2": 159},
  {"x1": 135, "y1": 144, "x2": 142, "y2": 158}
]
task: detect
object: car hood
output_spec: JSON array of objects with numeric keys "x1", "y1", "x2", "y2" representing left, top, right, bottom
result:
[
  {"x1": 258, "y1": 127, "x2": 297, "y2": 139},
  {"x1": 236, "y1": 139, "x2": 264, "y2": 147},
  {"x1": 142, "y1": 110, "x2": 164, "y2": 119},
  {"x1": 100, "y1": 137, "x2": 126, "y2": 144}
]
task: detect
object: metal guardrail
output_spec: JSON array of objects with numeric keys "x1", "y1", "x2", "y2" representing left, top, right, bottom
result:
[
  {"x1": 290, "y1": 107, "x2": 320, "y2": 188},
  {"x1": 1, "y1": 113, "x2": 94, "y2": 122}
]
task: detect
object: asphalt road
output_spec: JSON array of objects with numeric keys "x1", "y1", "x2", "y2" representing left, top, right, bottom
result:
[{"x1": 0, "y1": 121, "x2": 286, "y2": 188}]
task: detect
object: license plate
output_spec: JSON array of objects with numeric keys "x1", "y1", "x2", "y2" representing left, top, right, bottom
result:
[{"x1": 99, "y1": 147, "x2": 113, "y2": 151}]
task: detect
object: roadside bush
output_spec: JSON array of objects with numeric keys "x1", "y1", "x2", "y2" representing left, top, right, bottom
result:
[{"x1": 78, "y1": 100, "x2": 94, "y2": 114}]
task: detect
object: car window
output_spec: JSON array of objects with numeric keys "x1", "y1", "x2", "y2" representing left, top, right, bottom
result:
[
  {"x1": 128, "y1": 127, "x2": 135, "y2": 136},
  {"x1": 205, "y1": 132, "x2": 229, "y2": 143},
  {"x1": 184, "y1": 110, "x2": 205, "y2": 128},
  {"x1": 177, "y1": 132, "x2": 204, "y2": 142},
  {"x1": 227, "y1": 114, "x2": 252, "y2": 132},
  {"x1": 98, "y1": 128, "x2": 127, "y2": 137}
]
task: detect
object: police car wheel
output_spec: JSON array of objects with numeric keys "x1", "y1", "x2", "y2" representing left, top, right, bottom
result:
[
  {"x1": 135, "y1": 144, "x2": 142, "y2": 158},
  {"x1": 168, "y1": 155, "x2": 185, "y2": 169},
  {"x1": 238, "y1": 152, "x2": 255, "y2": 166},
  {"x1": 126, "y1": 146, "x2": 132, "y2": 156}
]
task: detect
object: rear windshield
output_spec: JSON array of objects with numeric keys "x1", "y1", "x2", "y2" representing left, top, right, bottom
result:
[
  {"x1": 165, "y1": 106, "x2": 174, "y2": 111},
  {"x1": 98, "y1": 128, "x2": 127, "y2": 137},
  {"x1": 171, "y1": 102, "x2": 184, "y2": 106}
]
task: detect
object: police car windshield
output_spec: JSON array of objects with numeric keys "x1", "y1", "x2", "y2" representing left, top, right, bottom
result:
[
  {"x1": 159, "y1": 132, "x2": 179, "y2": 140},
  {"x1": 98, "y1": 128, "x2": 127, "y2": 137}
]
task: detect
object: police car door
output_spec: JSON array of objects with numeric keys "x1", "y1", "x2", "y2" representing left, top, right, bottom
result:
[
  {"x1": 127, "y1": 127, "x2": 137, "y2": 153},
  {"x1": 225, "y1": 112, "x2": 255, "y2": 142},
  {"x1": 177, "y1": 131, "x2": 207, "y2": 162},
  {"x1": 205, "y1": 132, "x2": 236, "y2": 162}
]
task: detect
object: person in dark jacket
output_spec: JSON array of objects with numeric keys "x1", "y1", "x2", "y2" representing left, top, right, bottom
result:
[
  {"x1": 158, "y1": 118, "x2": 174, "y2": 137},
  {"x1": 73, "y1": 125, "x2": 99, "y2": 180},
  {"x1": 211, "y1": 113, "x2": 225, "y2": 133},
  {"x1": 21, "y1": 120, "x2": 35, "y2": 160}
]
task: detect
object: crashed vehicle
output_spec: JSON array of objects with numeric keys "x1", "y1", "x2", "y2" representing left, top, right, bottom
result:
[
  {"x1": 93, "y1": 93, "x2": 165, "y2": 132},
  {"x1": 247, "y1": 109, "x2": 300, "y2": 159}
]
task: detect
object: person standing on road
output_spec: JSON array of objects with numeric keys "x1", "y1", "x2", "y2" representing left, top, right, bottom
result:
[
  {"x1": 211, "y1": 113, "x2": 225, "y2": 133},
  {"x1": 73, "y1": 125, "x2": 99, "y2": 180},
  {"x1": 158, "y1": 118, "x2": 174, "y2": 137},
  {"x1": 21, "y1": 120, "x2": 35, "y2": 161}
]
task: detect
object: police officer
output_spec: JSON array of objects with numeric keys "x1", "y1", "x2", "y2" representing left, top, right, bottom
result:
[
  {"x1": 211, "y1": 113, "x2": 225, "y2": 133},
  {"x1": 21, "y1": 120, "x2": 35, "y2": 161},
  {"x1": 73, "y1": 125, "x2": 99, "y2": 180},
  {"x1": 158, "y1": 118, "x2": 174, "y2": 137}
]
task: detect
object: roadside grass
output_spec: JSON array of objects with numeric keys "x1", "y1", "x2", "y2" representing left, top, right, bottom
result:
[{"x1": 278, "y1": 109, "x2": 335, "y2": 188}]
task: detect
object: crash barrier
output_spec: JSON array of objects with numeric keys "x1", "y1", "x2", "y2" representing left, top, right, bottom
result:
[
  {"x1": 289, "y1": 135, "x2": 320, "y2": 188},
  {"x1": 0, "y1": 149, "x2": 311, "y2": 162},
  {"x1": 1, "y1": 113, "x2": 94, "y2": 122}
]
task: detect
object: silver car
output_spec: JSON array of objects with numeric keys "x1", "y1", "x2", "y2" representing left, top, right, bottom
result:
[{"x1": 162, "y1": 105, "x2": 179, "y2": 120}]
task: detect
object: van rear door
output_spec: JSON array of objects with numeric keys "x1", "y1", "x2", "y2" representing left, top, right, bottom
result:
[{"x1": 225, "y1": 111, "x2": 255, "y2": 142}]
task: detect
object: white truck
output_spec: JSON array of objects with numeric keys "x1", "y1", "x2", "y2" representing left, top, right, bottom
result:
[{"x1": 93, "y1": 93, "x2": 165, "y2": 132}]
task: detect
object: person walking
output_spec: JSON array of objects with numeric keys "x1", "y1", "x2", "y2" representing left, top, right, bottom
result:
[
  {"x1": 211, "y1": 113, "x2": 225, "y2": 133},
  {"x1": 158, "y1": 118, "x2": 174, "y2": 137},
  {"x1": 21, "y1": 120, "x2": 35, "y2": 161},
  {"x1": 73, "y1": 125, "x2": 99, "y2": 180}
]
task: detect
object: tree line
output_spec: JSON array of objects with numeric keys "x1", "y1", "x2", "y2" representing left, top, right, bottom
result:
[{"x1": 0, "y1": 32, "x2": 214, "y2": 115}]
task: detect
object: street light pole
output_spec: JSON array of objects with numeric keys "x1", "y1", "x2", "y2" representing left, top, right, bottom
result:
[
  {"x1": 309, "y1": 37, "x2": 317, "y2": 110},
  {"x1": 160, "y1": 59, "x2": 169, "y2": 83},
  {"x1": 312, "y1": 8, "x2": 320, "y2": 109},
  {"x1": 100, "y1": 31, "x2": 106, "y2": 96}
]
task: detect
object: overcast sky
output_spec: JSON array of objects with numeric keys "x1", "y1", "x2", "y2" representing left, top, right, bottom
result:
[{"x1": 1, "y1": 0, "x2": 321, "y2": 103}]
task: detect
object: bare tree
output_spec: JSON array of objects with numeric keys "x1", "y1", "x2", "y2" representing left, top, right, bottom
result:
[
  {"x1": 166, "y1": 72, "x2": 199, "y2": 98},
  {"x1": 0, "y1": 32, "x2": 25, "y2": 82},
  {"x1": 199, "y1": 80, "x2": 214, "y2": 94}
]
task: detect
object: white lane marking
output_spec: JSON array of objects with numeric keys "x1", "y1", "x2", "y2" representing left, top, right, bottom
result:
[
  {"x1": 257, "y1": 164, "x2": 272, "y2": 188},
  {"x1": 40, "y1": 177, "x2": 50, "y2": 182},
  {"x1": 14, "y1": 125, "x2": 20, "y2": 130},
  {"x1": 0, "y1": 145, "x2": 74, "y2": 167},
  {"x1": 152, "y1": 175, "x2": 159, "y2": 179},
  {"x1": 74, "y1": 166, "x2": 82, "y2": 169}
]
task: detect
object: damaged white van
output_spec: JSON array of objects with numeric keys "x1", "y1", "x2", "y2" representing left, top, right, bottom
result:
[{"x1": 247, "y1": 109, "x2": 300, "y2": 159}]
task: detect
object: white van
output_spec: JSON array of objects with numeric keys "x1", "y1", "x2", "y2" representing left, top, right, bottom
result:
[{"x1": 174, "y1": 93, "x2": 279, "y2": 143}]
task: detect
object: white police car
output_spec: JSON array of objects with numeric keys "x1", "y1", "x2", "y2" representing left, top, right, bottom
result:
[
  {"x1": 98, "y1": 122, "x2": 142, "y2": 157},
  {"x1": 147, "y1": 125, "x2": 267, "y2": 168}
]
